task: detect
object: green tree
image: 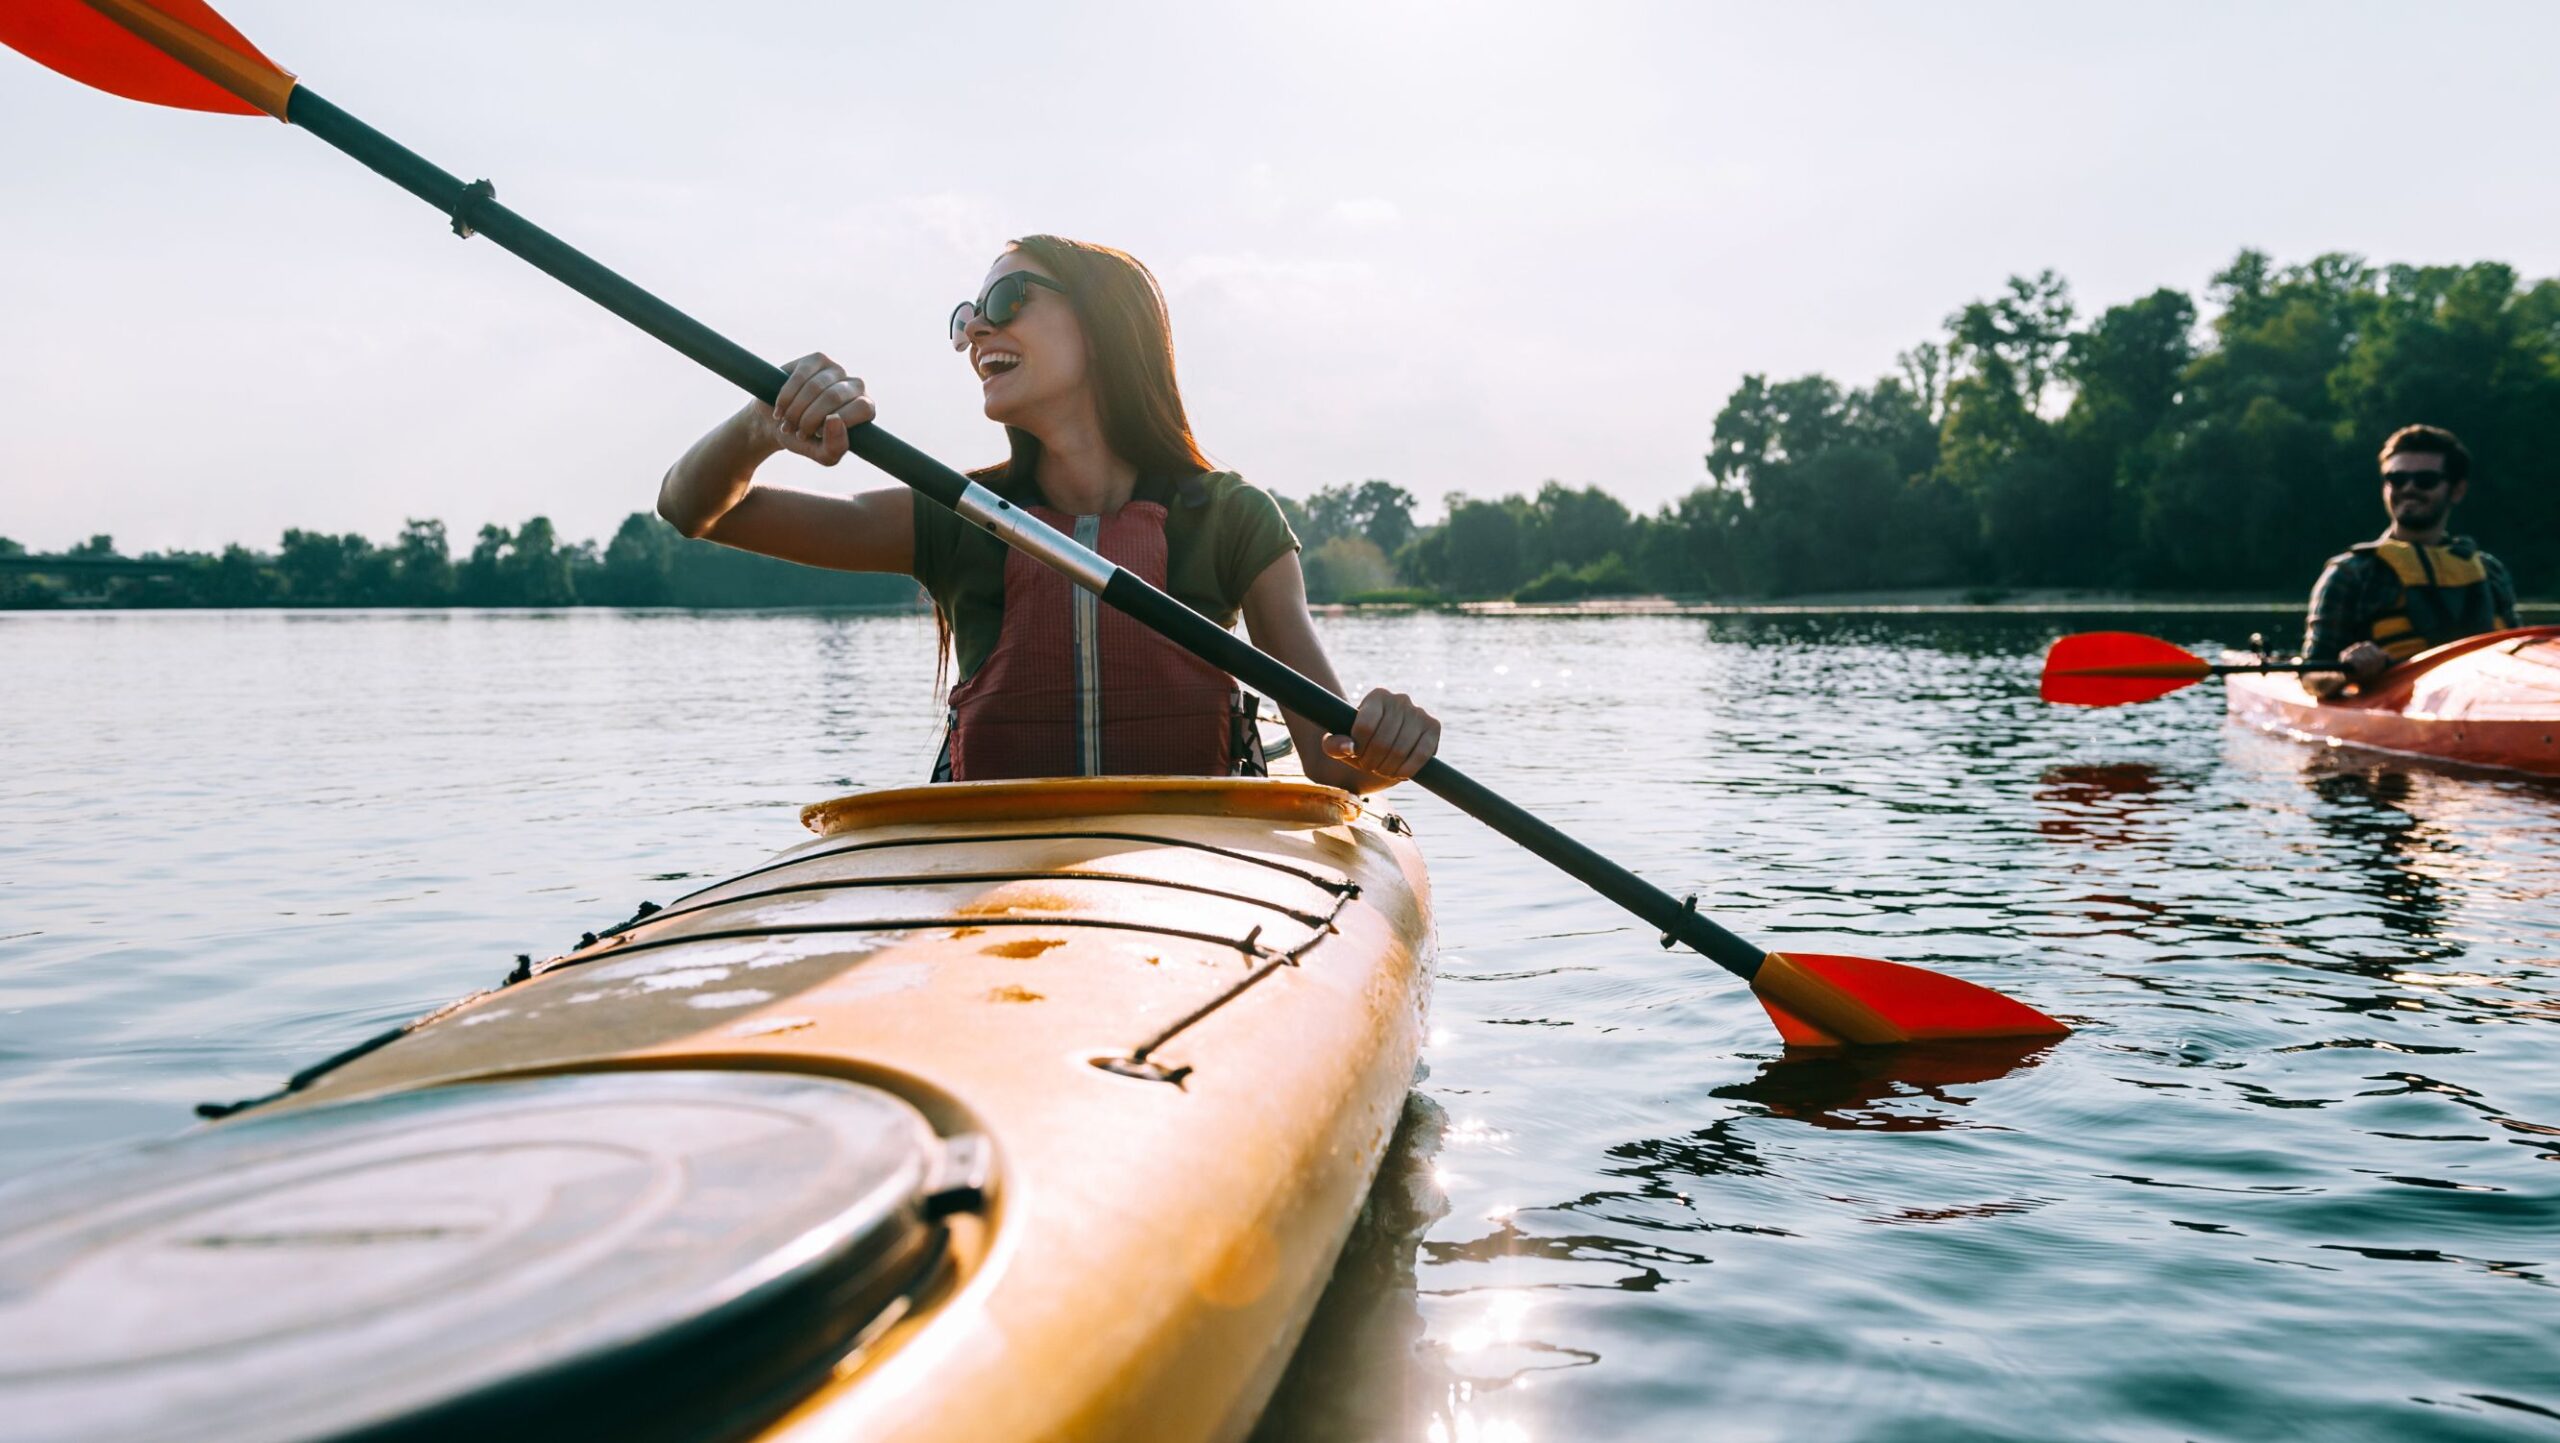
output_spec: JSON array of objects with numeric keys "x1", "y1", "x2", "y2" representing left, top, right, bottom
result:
[
  {"x1": 207, "y1": 543, "x2": 281, "y2": 606},
  {"x1": 2068, "y1": 289, "x2": 2195, "y2": 441},
  {"x1": 1936, "y1": 271, "x2": 2079, "y2": 581},
  {"x1": 1301, "y1": 535, "x2": 1396, "y2": 602},
  {"x1": 1523, "y1": 482, "x2": 1630, "y2": 573},
  {"x1": 2135, "y1": 251, "x2": 2373, "y2": 589},
  {"x1": 1304, "y1": 480, "x2": 1419, "y2": 557},
  {"x1": 0, "y1": 536, "x2": 29, "y2": 608},
  {"x1": 1398, "y1": 493, "x2": 1528, "y2": 597},
  {"x1": 504, "y1": 516, "x2": 577, "y2": 606},
  {"x1": 563, "y1": 538, "x2": 604, "y2": 601},
  {"x1": 461, "y1": 523, "x2": 513, "y2": 605},
  {"x1": 2057, "y1": 288, "x2": 2196, "y2": 585},
  {"x1": 600, "y1": 512, "x2": 678, "y2": 605},
  {"x1": 1897, "y1": 342, "x2": 1947, "y2": 425},
  {"x1": 1636, "y1": 486, "x2": 1743, "y2": 595},
  {"x1": 276, "y1": 528, "x2": 375, "y2": 604},
  {"x1": 1706, "y1": 373, "x2": 1953, "y2": 593},
  {"x1": 347, "y1": 540, "x2": 397, "y2": 604},
  {"x1": 390, "y1": 519, "x2": 454, "y2": 604}
]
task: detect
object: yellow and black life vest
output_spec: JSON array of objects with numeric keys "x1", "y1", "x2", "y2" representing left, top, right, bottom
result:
[{"x1": 2356, "y1": 539, "x2": 2513, "y2": 660}]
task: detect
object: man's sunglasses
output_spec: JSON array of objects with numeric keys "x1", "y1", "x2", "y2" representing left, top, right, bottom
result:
[
  {"x1": 949, "y1": 271, "x2": 1067, "y2": 348},
  {"x1": 2383, "y1": 469, "x2": 2452, "y2": 491}
]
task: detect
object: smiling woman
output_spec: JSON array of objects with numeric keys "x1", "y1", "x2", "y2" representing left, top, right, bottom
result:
[{"x1": 654, "y1": 234, "x2": 1442, "y2": 793}]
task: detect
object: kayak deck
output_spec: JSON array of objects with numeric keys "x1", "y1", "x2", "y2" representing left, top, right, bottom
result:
[
  {"x1": 2224, "y1": 627, "x2": 2560, "y2": 778},
  {"x1": 274, "y1": 776, "x2": 1435, "y2": 1443}
]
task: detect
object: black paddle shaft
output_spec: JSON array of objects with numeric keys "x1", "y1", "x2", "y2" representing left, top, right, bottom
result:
[
  {"x1": 283, "y1": 88, "x2": 1772, "y2": 984},
  {"x1": 2211, "y1": 662, "x2": 2343, "y2": 675}
]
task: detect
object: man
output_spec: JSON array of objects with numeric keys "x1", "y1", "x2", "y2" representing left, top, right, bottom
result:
[{"x1": 2301, "y1": 424, "x2": 2518, "y2": 697}]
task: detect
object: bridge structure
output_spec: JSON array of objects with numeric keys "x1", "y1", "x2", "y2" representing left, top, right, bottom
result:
[{"x1": 0, "y1": 554, "x2": 201, "y2": 606}]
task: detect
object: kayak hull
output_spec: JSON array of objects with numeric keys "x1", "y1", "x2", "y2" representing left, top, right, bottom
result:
[
  {"x1": 272, "y1": 776, "x2": 1434, "y2": 1442},
  {"x1": 2225, "y1": 626, "x2": 2560, "y2": 778}
]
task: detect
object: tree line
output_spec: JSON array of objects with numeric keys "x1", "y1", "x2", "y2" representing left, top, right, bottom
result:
[
  {"x1": 13, "y1": 249, "x2": 2553, "y2": 609},
  {"x1": 1282, "y1": 249, "x2": 2559, "y2": 602},
  {"x1": 0, "y1": 515, "x2": 918, "y2": 609}
]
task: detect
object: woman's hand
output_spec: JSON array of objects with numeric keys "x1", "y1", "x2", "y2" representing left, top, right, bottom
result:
[
  {"x1": 745, "y1": 352, "x2": 876, "y2": 466},
  {"x1": 1239, "y1": 553, "x2": 1437, "y2": 794},
  {"x1": 659, "y1": 350, "x2": 891, "y2": 548},
  {"x1": 1320, "y1": 688, "x2": 1440, "y2": 783}
]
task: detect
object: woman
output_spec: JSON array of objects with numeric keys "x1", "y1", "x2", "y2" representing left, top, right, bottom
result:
[{"x1": 656, "y1": 234, "x2": 1440, "y2": 792}]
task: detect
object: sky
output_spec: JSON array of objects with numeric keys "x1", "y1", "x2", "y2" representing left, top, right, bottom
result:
[{"x1": 5, "y1": 0, "x2": 2559, "y2": 554}]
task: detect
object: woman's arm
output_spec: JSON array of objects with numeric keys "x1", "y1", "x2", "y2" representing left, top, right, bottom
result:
[
  {"x1": 1240, "y1": 552, "x2": 1440, "y2": 794},
  {"x1": 656, "y1": 352, "x2": 914, "y2": 573}
]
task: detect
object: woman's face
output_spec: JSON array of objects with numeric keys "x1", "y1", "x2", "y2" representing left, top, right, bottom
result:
[{"x1": 959, "y1": 254, "x2": 1086, "y2": 428}]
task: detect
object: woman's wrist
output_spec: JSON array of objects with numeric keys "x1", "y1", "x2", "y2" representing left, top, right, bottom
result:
[
  {"x1": 660, "y1": 409, "x2": 772, "y2": 537},
  {"x1": 725, "y1": 401, "x2": 783, "y2": 461}
]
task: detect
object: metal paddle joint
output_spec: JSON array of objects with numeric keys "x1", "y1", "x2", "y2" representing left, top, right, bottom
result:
[
  {"x1": 449, "y1": 177, "x2": 497, "y2": 238},
  {"x1": 1660, "y1": 894, "x2": 1698, "y2": 950}
]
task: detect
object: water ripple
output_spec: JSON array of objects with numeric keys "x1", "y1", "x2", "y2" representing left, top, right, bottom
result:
[{"x1": 8, "y1": 609, "x2": 2559, "y2": 1441}]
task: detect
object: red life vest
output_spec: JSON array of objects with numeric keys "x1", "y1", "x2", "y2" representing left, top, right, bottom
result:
[{"x1": 942, "y1": 498, "x2": 1244, "y2": 780}]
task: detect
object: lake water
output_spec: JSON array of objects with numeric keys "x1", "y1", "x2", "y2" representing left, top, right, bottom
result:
[{"x1": 5, "y1": 608, "x2": 2557, "y2": 1442}]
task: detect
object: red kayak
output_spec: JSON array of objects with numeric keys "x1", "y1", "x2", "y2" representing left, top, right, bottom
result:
[{"x1": 2225, "y1": 626, "x2": 2560, "y2": 778}]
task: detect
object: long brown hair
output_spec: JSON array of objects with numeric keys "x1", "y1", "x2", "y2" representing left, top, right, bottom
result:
[
  {"x1": 977, "y1": 234, "x2": 1215, "y2": 490},
  {"x1": 936, "y1": 236, "x2": 1215, "y2": 697}
]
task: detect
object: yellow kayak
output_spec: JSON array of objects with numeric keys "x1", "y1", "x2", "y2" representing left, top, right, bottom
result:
[{"x1": 0, "y1": 776, "x2": 1433, "y2": 1443}]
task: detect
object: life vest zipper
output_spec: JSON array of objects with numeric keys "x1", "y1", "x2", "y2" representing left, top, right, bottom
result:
[{"x1": 1071, "y1": 514, "x2": 1103, "y2": 776}]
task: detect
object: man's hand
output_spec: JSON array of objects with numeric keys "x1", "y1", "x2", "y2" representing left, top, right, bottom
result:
[
  {"x1": 2341, "y1": 640, "x2": 2393, "y2": 681},
  {"x1": 2307, "y1": 642, "x2": 2392, "y2": 700}
]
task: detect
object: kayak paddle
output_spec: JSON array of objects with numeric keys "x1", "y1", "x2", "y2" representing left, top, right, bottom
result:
[
  {"x1": 2040, "y1": 631, "x2": 2339, "y2": 708},
  {"x1": 5, "y1": 0, "x2": 2069, "y2": 1049}
]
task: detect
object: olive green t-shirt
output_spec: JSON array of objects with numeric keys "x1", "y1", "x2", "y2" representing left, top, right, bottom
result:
[{"x1": 912, "y1": 470, "x2": 1301, "y2": 685}]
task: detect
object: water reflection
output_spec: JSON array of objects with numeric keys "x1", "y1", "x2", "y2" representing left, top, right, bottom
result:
[
  {"x1": 1261, "y1": 1038, "x2": 2057, "y2": 1440},
  {"x1": 1712, "y1": 1039, "x2": 2058, "y2": 1133},
  {"x1": 2035, "y1": 761, "x2": 2183, "y2": 853},
  {"x1": 2251, "y1": 747, "x2": 2560, "y2": 1035},
  {"x1": 1252, "y1": 1096, "x2": 1458, "y2": 1443},
  {"x1": 2302, "y1": 766, "x2": 2449, "y2": 941},
  {"x1": 1424, "y1": 1216, "x2": 1710, "y2": 1285},
  {"x1": 1254, "y1": 1096, "x2": 1612, "y2": 1443}
]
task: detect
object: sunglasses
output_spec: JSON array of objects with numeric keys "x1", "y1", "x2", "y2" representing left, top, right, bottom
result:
[
  {"x1": 949, "y1": 271, "x2": 1067, "y2": 349},
  {"x1": 2383, "y1": 469, "x2": 2451, "y2": 491}
]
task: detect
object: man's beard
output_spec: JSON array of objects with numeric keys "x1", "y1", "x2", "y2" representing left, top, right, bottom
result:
[{"x1": 2394, "y1": 494, "x2": 2454, "y2": 531}]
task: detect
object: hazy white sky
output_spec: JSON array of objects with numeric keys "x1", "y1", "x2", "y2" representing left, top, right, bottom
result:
[{"x1": 6, "y1": 0, "x2": 2557, "y2": 553}]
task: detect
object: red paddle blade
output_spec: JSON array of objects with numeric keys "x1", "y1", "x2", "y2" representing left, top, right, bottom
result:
[
  {"x1": 1752, "y1": 951, "x2": 2069, "y2": 1048},
  {"x1": 0, "y1": 0, "x2": 293, "y2": 118},
  {"x1": 2039, "y1": 630, "x2": 2210, "y2": 707}
]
